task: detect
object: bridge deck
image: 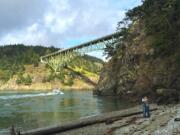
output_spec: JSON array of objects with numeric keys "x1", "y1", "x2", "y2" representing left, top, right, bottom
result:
[{"x1": 41, "y1": 32, "x2": 122, "y2": 59}]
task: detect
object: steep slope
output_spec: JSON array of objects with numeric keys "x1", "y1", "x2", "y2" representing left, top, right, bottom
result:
[{"x1": 95, "y1": 0, "x2": 180, "y2": 104}]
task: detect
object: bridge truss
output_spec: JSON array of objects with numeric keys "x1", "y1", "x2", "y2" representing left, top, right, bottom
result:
[{"x1": 40, "y1": 32, "x2": 122, "y2": 72}]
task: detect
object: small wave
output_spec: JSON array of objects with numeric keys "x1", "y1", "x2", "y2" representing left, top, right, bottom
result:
[
  {"x1": 0, "y1": 92, "x2": 62, "y2": 100},
  {"x1": 81, "y1": 114, "x2": 97, "y2": 119},
  {"x1": 0, "y1": 128, "x2": 10, "y2": 135},
  {"x1": 52, "y1": 89, "x2": 64, "y2": 95},
  {"x1": 4, "y1": 103, "x2": 11, "y2": 106}
]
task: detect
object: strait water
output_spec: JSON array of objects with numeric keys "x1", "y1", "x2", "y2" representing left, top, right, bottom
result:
[{"x1": 0, "y1": 90, "x2": 134, "y2": 134}]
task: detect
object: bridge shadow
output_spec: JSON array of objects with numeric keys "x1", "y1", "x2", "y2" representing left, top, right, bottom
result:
[{"x1": 65, "y1": 66, "x2": 97, "y2": 86}]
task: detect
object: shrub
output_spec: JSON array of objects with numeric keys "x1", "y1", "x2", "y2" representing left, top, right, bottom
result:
[
  {"x1": 16, "y1": 73, "x2": 32, "y2": 85},
  {"x1": 24, "y1": 74, "x2": 32, "y2": 85}
]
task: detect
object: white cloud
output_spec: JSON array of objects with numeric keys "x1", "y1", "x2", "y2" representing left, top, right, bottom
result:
[
  {"x1": 44, "y1": 14, "x2": 55, "y2": 27},
  {"x1": 0, "y1": 0, "x2": 142, "y2": 48},
  {"x1": 27, "y1": 23, "x2": 38, "y2": 33},
  {"x1": 0, "y1": 0, "x2": 49, "y2": 35},
  {"x1": 1, "y1": 23, "x2": 49, "y2": 46},
  {"x1": 46, "y1": 13, "x2": 77, "y2": 34}
]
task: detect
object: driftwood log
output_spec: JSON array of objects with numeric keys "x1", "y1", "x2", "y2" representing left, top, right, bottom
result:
[{"x1": 13, "y1": 105, "x2": 158, "y2": 135}]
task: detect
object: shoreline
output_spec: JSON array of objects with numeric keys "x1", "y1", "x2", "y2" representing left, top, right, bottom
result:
[
  {"x1": 12, "y1": 104, "x2": 180, "y2": 135},
  {"x1": 0, "y1": 87, "x2": 94, "y2": 92}
]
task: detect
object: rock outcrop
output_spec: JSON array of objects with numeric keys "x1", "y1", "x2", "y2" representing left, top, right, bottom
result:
[
  {"x1": 94, "y1": 0, "x2": 180, "y2": 104},
  {"x1": 95, "y1": 36, "x2": 180, "y2": 103}
]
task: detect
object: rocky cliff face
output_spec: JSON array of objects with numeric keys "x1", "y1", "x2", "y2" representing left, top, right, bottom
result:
[{"x1": 95, "y1": 20, "x2": 180, "y2": 104}]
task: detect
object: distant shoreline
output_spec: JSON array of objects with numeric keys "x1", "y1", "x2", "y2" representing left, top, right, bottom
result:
[{"x1": 0, "y1": 87, "x2": 94, "y2": 92}]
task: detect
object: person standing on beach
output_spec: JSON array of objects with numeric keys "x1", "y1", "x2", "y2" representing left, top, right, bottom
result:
[{"x1": 142, "y1": 96, "x2": 150, "y2": 118}]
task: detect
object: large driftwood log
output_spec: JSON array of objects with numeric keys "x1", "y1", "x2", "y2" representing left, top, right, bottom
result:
[{"x1": 17, "y1": 105, "x2": 157, "y2": 135}]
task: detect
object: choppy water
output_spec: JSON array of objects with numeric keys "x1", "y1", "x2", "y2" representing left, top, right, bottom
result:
[{"x1": 0, "y1": 90, "x2": 134, "y2": 134}]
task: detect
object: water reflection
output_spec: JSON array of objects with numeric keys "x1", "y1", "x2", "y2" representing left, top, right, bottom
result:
[
  {"x1": 0, "y1": 90, "x2": 135, "y2": 133},
  {"x1": 96, "y1": 96, "x2": 134, "y2": 112}
]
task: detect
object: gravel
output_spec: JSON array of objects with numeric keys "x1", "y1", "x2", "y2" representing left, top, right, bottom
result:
[{"x1": 56, "y1": 104, "x2": 180, "y2": 135}]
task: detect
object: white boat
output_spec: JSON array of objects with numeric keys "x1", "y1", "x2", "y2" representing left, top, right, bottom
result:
[{"x1": 52, "y1": 89, "x2": 64, "y2": 95}]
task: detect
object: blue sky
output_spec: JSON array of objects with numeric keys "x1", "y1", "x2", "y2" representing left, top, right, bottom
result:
[{"x1": 0, "y1": 0, "x2": 142, "y2": 49}]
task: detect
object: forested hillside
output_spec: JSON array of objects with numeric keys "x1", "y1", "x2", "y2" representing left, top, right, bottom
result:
[
  {"x1": 95, "y1": 0, "x2": 180, "y2": 104},
  {"x1": 0, "y1": 44, "x2": 103, "y2": 90},
  {"x1": 0, "y1": 44, "x2": 57, "y2": 82}
]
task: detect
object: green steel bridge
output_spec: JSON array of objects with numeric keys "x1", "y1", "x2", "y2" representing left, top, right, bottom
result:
[{"x1": 40, "y1": 32, "x2": 122, "y2": 72}]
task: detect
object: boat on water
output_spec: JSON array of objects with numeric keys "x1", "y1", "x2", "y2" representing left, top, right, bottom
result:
[{"x1": 52, "y1": 89, "x2": 64, "y2": 94}]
